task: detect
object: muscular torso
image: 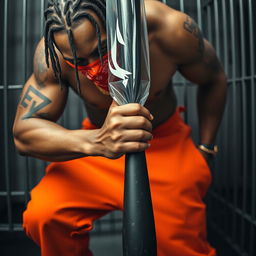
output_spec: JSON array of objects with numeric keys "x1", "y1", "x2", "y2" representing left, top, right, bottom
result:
[
  {"x1": 13, "y1": 0, "x2": 225, "y2": 161},
  {"x1": 63, "y1": 3, "x2": 178, "y2": 128}
]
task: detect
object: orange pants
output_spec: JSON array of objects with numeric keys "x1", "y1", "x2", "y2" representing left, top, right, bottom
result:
[{"x1": 23, "y1": 107, "x2": 216, "y2": 256}]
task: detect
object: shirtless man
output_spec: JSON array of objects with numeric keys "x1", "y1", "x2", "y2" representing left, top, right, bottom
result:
[{"x1": 13, "y1": 0, "x2": 227, "y2": 255}]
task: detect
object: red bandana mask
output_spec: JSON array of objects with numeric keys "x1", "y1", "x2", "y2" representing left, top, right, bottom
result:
[{"x1": 64, "y1": 54, "x2": 109, "y2": 95}]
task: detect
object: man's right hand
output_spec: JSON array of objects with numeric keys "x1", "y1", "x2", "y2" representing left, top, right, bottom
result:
[{"x1": 92, "y1": 101, "x2": 154, "y2": 159}]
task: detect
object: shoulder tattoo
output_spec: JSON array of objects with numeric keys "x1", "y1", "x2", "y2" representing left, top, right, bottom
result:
[
  {"x1": 20, "y1": 85, "x2": 52, "y2": 120},
  {"x1": 183, "y1": 16, "x2": 204, "y2": 55},
  {"x1": 34, "y1": 45, "x2": 49, "y2": 88}
]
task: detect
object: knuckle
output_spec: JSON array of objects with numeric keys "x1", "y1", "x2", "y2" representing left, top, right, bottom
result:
[
  {"x1": 109, "y1": 106, "x2": 118, "y2": 115},
  {"x1": 135, "y1": 142, "x2": 142, "y2": 151},
  {"x1": 138, "y1": 117, "x2": 147, "y2": 126},
  {"x1": 138, "y1": 130, "x2": 145, "y2": 139},
  {"x1": 113, "y1": 143, "x2": 122, "y2": 153},
  {"x1": 111, "y1": 131, "x2": 121, "y2": 142},
  {"x1": 109, "y1": 117, "x2": 120, "y2": 129},
  {"x1": 132, "y1": 104, "x2": 141, "y2": 114}
]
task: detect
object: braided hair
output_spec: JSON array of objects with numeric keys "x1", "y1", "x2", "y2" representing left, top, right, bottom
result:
[{"x1": 44, "y1": 0, "x2": 106, "y2": 94}]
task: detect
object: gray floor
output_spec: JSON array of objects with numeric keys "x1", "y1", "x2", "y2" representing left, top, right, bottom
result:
[
  {"x1": 0, "y1": 229, "x2": 239, "y2": 256},
  {"x1": 0, "y1": 232, "x2": 122, "y2": 256},
  {"x1": 90, "y1": 234, "x2": 122, "y2": 256}
]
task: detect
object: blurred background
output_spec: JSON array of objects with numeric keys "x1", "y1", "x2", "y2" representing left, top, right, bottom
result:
[{"x1": 0, "y1": 0, "x2": 255, "y2": 255}]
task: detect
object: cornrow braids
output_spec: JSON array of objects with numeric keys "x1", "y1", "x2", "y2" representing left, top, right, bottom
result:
[{"x1": 44, "y1": 0, "x2": 106, "y2": 94}]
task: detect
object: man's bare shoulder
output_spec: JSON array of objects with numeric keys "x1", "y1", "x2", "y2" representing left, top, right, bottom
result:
[
  {"x1": 145, "y1": 1, "x2": 183, "y2": 31},
  {"x1": 145, "y1": 1, "x2": 204, "y2": 65},
  {"x1": 33, "y1": 38, "x2": 68, "y2": 88}
]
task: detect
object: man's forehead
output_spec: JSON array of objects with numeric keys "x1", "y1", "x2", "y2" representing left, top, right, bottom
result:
[{"x1": 53, "y1": 19, "x2": 98, "y2": 54}]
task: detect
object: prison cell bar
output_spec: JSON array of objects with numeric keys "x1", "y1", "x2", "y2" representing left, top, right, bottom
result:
[
  {"x1": 3, "y1": 0, "x2": 12, "y2": 231},
  {"x1": 22, "y1": 0, "x2": 30, "y2": 205},
  {"x1": 221, "y1": 0, "x2": 230, "y2": 222},
  {"x1": 229, "y1": 0, "x2": 239, "y2": 245},
  {"x1": 179, "y1": 0, "x2": 189, "y2": 124},
  {"x1": 238, "y1": 0, "x2": 248, "y2": 251},
  {"x1": 40, "y1": 0, "x2": 45, "y2": 35},
  {"x1": 213, "y1": 0, "x2": 222, "y2": 202},
  {"x1": 197, "y1": 0, "x2": 202, "y2": 28},
  {"x1": 248, "y1": 0, "x2": 256, "y2": 254}
]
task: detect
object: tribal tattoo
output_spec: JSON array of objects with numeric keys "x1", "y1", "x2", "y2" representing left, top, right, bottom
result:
[
  {"x1": 20, "y1": 85, "x2": 52, "y2": 120},
  {"x1": 183, "y1": 16, "x2": 204, "y2": 55}
]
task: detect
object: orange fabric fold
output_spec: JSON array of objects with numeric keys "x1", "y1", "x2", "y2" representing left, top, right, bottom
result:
[{"x1": 23, "y1": 107, "x2": 216, "y2": 256}]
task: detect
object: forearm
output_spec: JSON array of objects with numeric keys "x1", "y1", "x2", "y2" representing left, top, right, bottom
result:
[
  {"x1": 197, "y1": 72, "x2": 228, "y2": 144},
  {"x1": 13, "y1": 118, "x2": 97, "y2": 162}
]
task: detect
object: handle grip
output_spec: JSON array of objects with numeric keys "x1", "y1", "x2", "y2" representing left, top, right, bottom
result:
[{"x1": 123, "y1": 151, "x2": 157, "y2": 256}]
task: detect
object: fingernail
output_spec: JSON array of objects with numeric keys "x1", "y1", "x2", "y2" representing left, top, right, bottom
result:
[{"x1": 150, "y1": 114, "x2": 154, "y2": 120}]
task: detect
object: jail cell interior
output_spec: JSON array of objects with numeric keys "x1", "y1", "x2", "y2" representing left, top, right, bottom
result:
[{"x1": 0, "y1": 0, "x2": 255, "y2": 255}]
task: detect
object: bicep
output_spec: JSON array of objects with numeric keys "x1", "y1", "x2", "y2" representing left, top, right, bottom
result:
[
  {"x1": 15, "y1": 38, "x2": 68, "y2": 123},
  {"x1": 178, "y1": 40, "x2": 224, "y2": 85},
  {"x1": 157, "y1": 9, "x2": 224, "y2": 85}
]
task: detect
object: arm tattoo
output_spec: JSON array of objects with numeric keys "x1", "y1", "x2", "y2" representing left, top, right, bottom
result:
[
  {"x1": 183, "y1": 16, "x2": 204, "y2": 55},
  {"x1": 20, "y1": 85, "x2": 52, "y2": 120},
  {"x1": 34, "y1": 46, "x2": 49, "y2": 88}
]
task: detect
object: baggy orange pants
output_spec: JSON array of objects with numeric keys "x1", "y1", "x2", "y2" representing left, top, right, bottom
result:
[{"x1": 23, "y1": 107, "x2": 216, "y2": 256}]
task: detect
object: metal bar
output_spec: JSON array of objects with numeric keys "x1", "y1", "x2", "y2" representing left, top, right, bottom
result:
[
  {"x1": 180, "y1": 0, "x2": 184, "y2": 13},
  {"x1": 209, "y1": 191, "x2": 256, "y2": 227},
  {"x1": 229, "y1": 0, "x2": 238, "y2": 243},
  {"x1": 3, "y1": 0, "x2": 12, "y2": 231},
  {"x1": 213, "y1": 0, "x2": 220, "y2": 56},
  {"x1": 209, "y1": 222, "x2": 248, "y2": 256},
  {"x1": 22, "y1": 0, "x2": 27, "y2": 81},
  {"x1": 0, "y1": 85, "x2": 23, "y2": 89},
  {"x1": 213, "y1": 0, "x2": 229, "y2": 235},
  {"x1": 238, "y1": 0, "x2": 247, "y2": 251},
  {"x1": 221, "y1": 0, "x2": 228, "y2": 73},
  {"x1": 212, "y1": 0, "x2": 223, "y2": 199},
  {"x1": 221, "y1": 0, "x2": 230, "y2": 221},
  {"x1": 202, "y1": 0, "x2": 214, "y2": 9},
  {"x1": 41, "y1": 0, "x2": 45, "y2": 36},
  {"x1": 22, "y1": 0, "x2": 30, "y2": 205},
  {"x1": 248, "y1": 0, "x2": 256, "y2": 255},
  {"x1": 248, "y1": 0, "x2": 255, "y2": 220},
  {"x1": 197, "y1": 0, "x2": 202, "y2": 28},
  {"x1": 172, "y1": 76, "x2": 256, "y2": 86},
  {"x1": 226, "y1": 76, "x2": 256, "y2": 82},
  {"x1": 0, "y1": 191, "x2": 26, "y2": 196},
  {"x1": 2, "y1": 76, "x2": 255, "y2": 90},
  {"x1": 206, "y1": 5, "x2": 212, "y2": 43},
  {"x1": 179, "y1": 0, "x2": 188, "y2": 123},
  {"x1": 0, "y1": 225, "x2": 24, "y2": 232}
]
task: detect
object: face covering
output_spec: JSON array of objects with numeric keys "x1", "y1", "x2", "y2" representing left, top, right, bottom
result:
[{"x1": 64, "y1": 53, "x2": 109, "y2": 95}]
